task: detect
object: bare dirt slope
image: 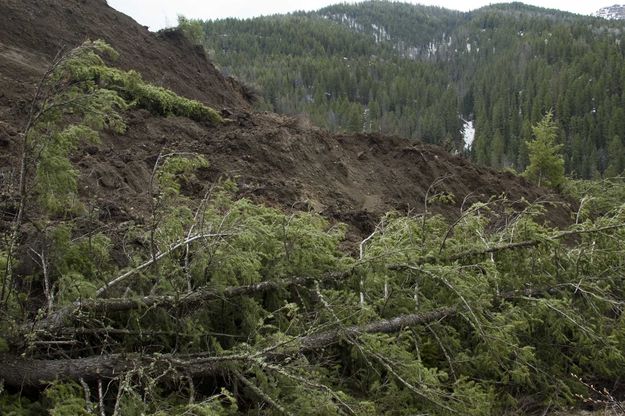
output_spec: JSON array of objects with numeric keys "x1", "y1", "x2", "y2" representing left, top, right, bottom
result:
[
  {"x1": 85, "y1": 110, "x2": 571, "y2": 234},
  {"x1": 0, "y1": 0, "x2": 250, "y2": 112},
  {"x1": 0, "y1": 0, "x2": 573, "y2": 237}
]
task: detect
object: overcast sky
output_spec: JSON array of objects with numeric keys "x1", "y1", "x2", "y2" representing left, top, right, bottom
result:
[{"x1": 107, "y1": 0, "x2": 606, "y2": 31}]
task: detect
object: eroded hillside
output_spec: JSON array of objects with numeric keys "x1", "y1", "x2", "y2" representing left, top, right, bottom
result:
[{"x1": 0, "y1": 0, "x2": 571, "y2": 239}]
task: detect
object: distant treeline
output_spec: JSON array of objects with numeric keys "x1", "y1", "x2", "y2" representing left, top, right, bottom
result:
[{"x1": 192, "y1": 1, "x2": 625, "y2": 178}]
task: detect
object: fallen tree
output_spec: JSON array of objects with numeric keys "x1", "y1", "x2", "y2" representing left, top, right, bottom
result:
[
  {"x1": 26, "y1": 222, "x2": 625, "y2": 339},
  {"x1": 1, "y1": 307, "x2": 456, "y2": 388},
  {"x1": 25, "y1": 271, "x2": 352, "y2": 336}
]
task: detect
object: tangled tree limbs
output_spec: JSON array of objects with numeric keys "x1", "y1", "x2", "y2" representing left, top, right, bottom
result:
[
  {"x1": 3, "y1": 183, "x2": 625, "y2": 415},
  {"x1": 1, "y1": 307, "x2": 456, "y2": 387}
]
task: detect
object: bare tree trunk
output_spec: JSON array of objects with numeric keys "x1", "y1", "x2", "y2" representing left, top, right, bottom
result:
[
  {"x1": 27, "y1": 271, "x2": 351, "y2": 336},
  {"x1": 2, "y1": 307, "x2": 454, "y2": 388},
  {"x1": 298, "y1": 307, "x2": 455, "y2": 351},
  {"x1": 390, "y1": 222, "x2": 625, "y2": 269}
]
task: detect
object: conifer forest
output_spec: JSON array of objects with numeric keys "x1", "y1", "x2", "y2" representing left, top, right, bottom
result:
[{"x1": 198, "y1": 2, "x2": 625, "y2": 177}]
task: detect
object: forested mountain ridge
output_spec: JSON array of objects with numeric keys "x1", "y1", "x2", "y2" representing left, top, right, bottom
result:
[{"x1": 201, "y1": 1, "x2": 625, "y2": 178}]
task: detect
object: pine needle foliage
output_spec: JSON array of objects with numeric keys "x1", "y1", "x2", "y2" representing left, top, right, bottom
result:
[
  {"x1": 177, "y1": 15, "x2": 206, "y2": 46},
  {"x1": 4, "y1": 185, "x2": 625, "y2": 414},
  {"x1": 564, "y1": 177, "x2": 625, "y2": 219},
  {"x1": 64, "y1": 42, "x2": 222, "y2": 123},
  {"x1": 523, "y1": 112, "x2": 565, "y2": 189},
  {"x1": 26, "y1": 40, "x2": 128, "y2": 212}
]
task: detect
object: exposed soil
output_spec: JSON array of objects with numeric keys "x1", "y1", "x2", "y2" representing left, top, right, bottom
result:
[
  {"x1": 0, "y1": 0, "x2": 574, "y2": 241},
  {"x1": 79, "y1": 109, "x2": 572, "y2": 234},
  {"x1": 0, "y1": 0, "x2": 250, "y2": 111}
]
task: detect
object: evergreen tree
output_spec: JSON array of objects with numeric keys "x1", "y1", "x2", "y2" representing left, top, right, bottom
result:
[
  {"x1": 606, "y1": 135, "x2": 625, "y2": 177},
  {"x1": 523, "y1": 111, "x2": 565, "y2": 188}
]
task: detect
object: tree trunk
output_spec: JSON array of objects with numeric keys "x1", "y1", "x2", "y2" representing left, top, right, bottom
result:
[
  {"x1": 27, "y1": 271, "x2": 352, "y2": 336},
  {"x1": 2, "y1": 307, "x2": 455, "y2": 387}
]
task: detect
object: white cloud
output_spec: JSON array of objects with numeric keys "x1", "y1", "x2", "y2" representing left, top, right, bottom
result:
[{"x1": 107, "y1": 0, "x2": 608, "y2": 31}]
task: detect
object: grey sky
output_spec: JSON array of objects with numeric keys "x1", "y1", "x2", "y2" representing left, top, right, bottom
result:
[{"x1": 107, "y1": 0, "x2": 608, "y2": 31}]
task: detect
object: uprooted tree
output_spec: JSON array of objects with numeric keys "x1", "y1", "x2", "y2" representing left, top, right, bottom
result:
[{"x1": 2, "y1": 41, "x2": 625, "y2": 416}]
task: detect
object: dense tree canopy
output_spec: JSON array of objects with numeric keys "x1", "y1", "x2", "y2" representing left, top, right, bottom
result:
[{"x1": 198, "y1": 1, "x2": 625, "y2": 178}]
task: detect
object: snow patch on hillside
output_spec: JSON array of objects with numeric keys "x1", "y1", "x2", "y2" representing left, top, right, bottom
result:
[
  {"x1": 461, "y1": 119, "x2": 475, "y2": 150},
  {"x1": 594, "y1": 4, "x2": 625, "y2": 20}
]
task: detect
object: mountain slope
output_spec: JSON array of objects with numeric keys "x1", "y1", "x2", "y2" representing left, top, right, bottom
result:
[
  {"x1": 0, "y1": 0, "x2": 572, "y2": 237},
  {"x1": 0, "y1": 0, "x2": 250, "y2": 114},
  {"x1": 595, "y1": 4, "x2": 625, "y2": 19},
  {"x1": 201, "y1": 1, "x2": 625, "y2": 179}
]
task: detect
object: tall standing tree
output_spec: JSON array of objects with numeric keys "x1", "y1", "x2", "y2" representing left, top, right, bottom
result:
[{"x1": 523, "y1": 111, "x2": 565, "y2": 188}]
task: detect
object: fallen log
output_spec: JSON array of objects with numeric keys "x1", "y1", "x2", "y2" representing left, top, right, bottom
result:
[
  {"x1": 27, "y1": 271, "x2": 352, "y2": 336},
  {"x1": 1, "y1": 306, "x2": 455, "y2": 387}
]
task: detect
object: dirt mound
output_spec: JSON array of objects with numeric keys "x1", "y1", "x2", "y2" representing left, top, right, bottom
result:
[
  {"x1": 73, "y1": 109, "x2": 572, "y2": 236},
  {"x1": 0, "y1": 0, "x2": 249, "y2": 112},
  {"x1": 0, "y1": 0, "x2": 573, "y2": 239}
]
